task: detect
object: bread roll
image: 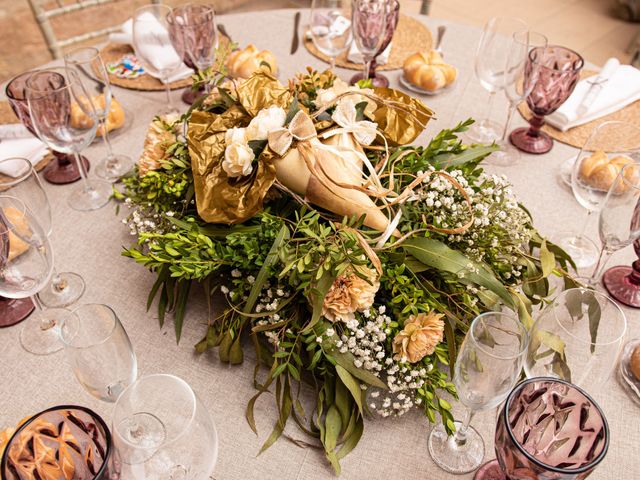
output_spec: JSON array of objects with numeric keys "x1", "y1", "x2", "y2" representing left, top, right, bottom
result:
[
  {"x1": 226, "y1": 44, "x2": 278, "y2": 79},
  {"x1": 70, "y1": 95, "x2": 125, "y2": 136},
  {"x1": 579, "y1": 150, "x2": 636, "y2": 193},
  {"x1": 403, "y1": 51, "x2": 457, "y2": 91}
]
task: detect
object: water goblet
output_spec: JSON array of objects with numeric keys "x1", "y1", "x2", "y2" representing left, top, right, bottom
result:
[
  {"x1": 64, "y1": 47, "x2": 134, "y2": 181},
  {"x1": 309, "y1": 0, "x2": 353, "y2": 71},
  {"x1": 350, "y1": 0, "x2": 388, "y2": 85},
  {"x1": 167, "y1": 4, "x2": 218, "y2": 105},
  {"x1": 110, "y1": 374, "x2": 218, "y2": 479},
  {"x1": 467, "y1": 17, "x2": 528, "y2": 144},
  {"x1": 475, "y1": 378, "x2": 609, "y2": 480},
  {"x1": 5, "y1": 70, "x2": 90, "y2": 184},
  {"x1": 428, "y1": 311, "x2": 529, "y2": 474},
  {"x1": 510, "y1": 46, "x2": 584, "y2": 154}
]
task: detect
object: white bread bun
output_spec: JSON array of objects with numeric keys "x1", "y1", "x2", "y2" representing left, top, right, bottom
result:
[
  {"x1": 226, "y1": 44, "x2": 278, "y2": 79},
  {"x1": 403, "y1": 51, "x2": 457, "y2": 91}
]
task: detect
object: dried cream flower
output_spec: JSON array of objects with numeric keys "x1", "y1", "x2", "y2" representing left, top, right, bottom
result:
[
  {"x1": 392, "y1": 312, "x2": 445, "y2": 363},
  {"x1": 322, "y1": 266, "x2": 379, "y2": 323},
  {"x1": 138, "y1": 114, "x2": 179, "y2": 176}
]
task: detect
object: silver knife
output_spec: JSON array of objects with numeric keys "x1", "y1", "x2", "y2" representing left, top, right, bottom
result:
[
  {"x1": 290, "y1": 11, "x2": 301, "y2": 55},
  {"x1": 576, "y1": 58, "x2": 619, "y2": 117}
]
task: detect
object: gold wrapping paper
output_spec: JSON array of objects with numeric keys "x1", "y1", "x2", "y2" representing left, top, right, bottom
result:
[{"x1": 372, "y1": 87, "x2": 433, "y2": 146}]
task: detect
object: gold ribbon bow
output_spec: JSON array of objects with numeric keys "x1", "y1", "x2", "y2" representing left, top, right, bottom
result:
[{"x1": 267, "y1": 110, "x2": 317, "y2": 156}]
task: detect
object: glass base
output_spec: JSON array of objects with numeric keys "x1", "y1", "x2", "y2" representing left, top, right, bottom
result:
[
  {"x1": 428, "y1": 421, "x2": 485, "y2": 474},
  {"x1": 349, "y1": 71, "x2": 390, "y2": 88},
  {"x1": 485, "y1": 140, "x2": 521, "y2": 166},
  {"x1": 95, "y1": 154, "x2": 135, "y2": 182},
  {"x1": 474, "y1": 459, "x2": 505, "y2": 480},
  {"x1": 43, "y1": 154, "x2": 90, "y2": 185},
  {"x1": 37, "y1": 272, "x2": 85, "y2": 309},
  {"x1": 0, "y1": 297, "x2": 35, "y2": 327},
  {"x1": 181, "y1": 86, "x2": 207, "y2": 105},
  {"x1": 603, "y1": 265, "x2": 640, "y2": 308},
  {"x1": 68, "y1": 179, "x2": 113, "y2": 211},
  {"x1": 510, "y1": 127, "x2": 553, "y2": 154},
  {"x1": 19, "y1": 308, "x2": 72, "y2": 355},
  {"x1": 466, "y1": 120, "x2": 502, "y2": 144},
  {"x1": 556, "y1": 234, "x2": 599, "y2": 269}
]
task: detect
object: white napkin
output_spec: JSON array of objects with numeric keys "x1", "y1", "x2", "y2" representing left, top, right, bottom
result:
[
  {"x1": 347, "y1": 41, "x2": 392, "y2": 65},
  {"x1": 546, "y1": 60, "x2": 640, "y2": 132},
  {"x1": 0, "y1": 128, "x2": 48, "y2": 177},
  {"x1": 0, "y1": 124, "x2": 32, "y2": 140},
  {"x1": 109, "y1": 16, "x2": 193, "y2": 83}
]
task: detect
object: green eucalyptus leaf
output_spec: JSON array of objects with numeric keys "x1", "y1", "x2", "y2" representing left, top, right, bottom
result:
[{"x1": 336, "y1": 365, "x2": 363, "y2": 413}]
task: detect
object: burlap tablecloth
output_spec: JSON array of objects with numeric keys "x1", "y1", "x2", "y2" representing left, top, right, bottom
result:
[{"x1": 0, "y1": 10, "x2": 638, "y2": 480}]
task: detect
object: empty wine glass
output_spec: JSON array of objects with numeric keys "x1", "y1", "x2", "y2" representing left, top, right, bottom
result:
[
  {"x1": 64, "y1": 47, "x2": 134, "y2": 181},
  {"x1": 167, "y1": 4, "x2": 218, "y2": 105},
  {"x1": 428, "y1": 311, "x2": 529, "y2": 474},
  {"x1": 5, "y1": 70, "x2": 89, "y2": 185},
  {"x1": 525, "y1": 288, "x2": 627, "y2": 396},
  {"x1": 467, "y1": 17, "x2": 528, "y2": 144},
  {"x1": 0, "y1": 158, "x2": 84, "y2": 321},
  {"x1": 133, "y1": 4, "x2": 186, "y2": 114},
  {"x1": 110, "y1": 374, "x2": 218, "y2": 479},
  {"x1": 510, "y1": 46, "x2": 584, "y2": 154},
  {"x1": 475, "y1": 378, "x2": 609, "y2": 480},
  {"x1": 558, "y1": 121, "x2": 640, "y2": 269},
  {"x1": 351, "y1": 0, "x2": 388, "y2": 85},
  {"x1": 309, "y1": 0, "x2": 353, "y2": 71},
  {"x1": 489, "y1": 31, "x2": 548, "y2": 165},
  {"x1": 26, "y1": 68, "x2": 112, "y2": 211},
  {"x1": 60, "y1": 304, "x2": 137, "y2": 403}
]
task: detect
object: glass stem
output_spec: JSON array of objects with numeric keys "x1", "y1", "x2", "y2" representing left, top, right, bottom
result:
[
  {"x1": 501, "y1": 102, "x2": 517, "y2": 142},
  {"x1": 74, "y1": 152, "x2": 93, "y2": 193},
  {"x1": 101, "y1": 118, "x2": 114, "y2": 160},
  {"x1": 452, "y1": 408, "x2": 475, "y2": 447},
  {"x1": 363, "y1": 59, "x2": 371, "y2": 81},
  {"x1": 484, "y1": 91, "x2": 496, "y2": 127},
  {"x1": 590, "y1": 246, "x2": 613, "y2": 285},
  {"x1": 578, "y1": 210, "x2": 593, "y2": 239},
  {"x1": 330, "y1": 56, "x2": 336, "y2": 71},
  {"x1": 164, "y1": 77, "x2": 174, "y2": 112},
  {"x1": 50, "y1": 266, "x2": 64, "y2": 292},
  {"x1": 31, "y1": 294, "x2": 55, "y2": 330}
]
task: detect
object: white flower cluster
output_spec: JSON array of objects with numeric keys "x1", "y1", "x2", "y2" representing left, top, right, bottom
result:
[
  {"x1": 247, "y1": 282, "x2": 291, "y2": 347},
  {"x1": 121, "y1": 199, "x2": 174, "y2": 239}
]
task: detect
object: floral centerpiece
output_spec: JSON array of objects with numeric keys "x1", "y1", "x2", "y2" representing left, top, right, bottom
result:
[{"x1": 118, "y1": 67, "x2": 576, "y2": 474}]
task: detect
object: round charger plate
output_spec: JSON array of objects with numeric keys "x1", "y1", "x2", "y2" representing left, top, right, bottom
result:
[
  {"x1": 619, "y1": 339, "x2": 640, "y2": 406},
  {"x1": 398, "y1": 71, "x2": 456, "y2": 96}
]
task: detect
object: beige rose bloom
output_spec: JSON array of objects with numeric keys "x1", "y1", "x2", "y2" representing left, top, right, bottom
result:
[
  {"x1": 138, "y1": 114, "x2": 179, "y2": 176},
  {"x1": 393, "y1": 312, "x2": 445, "y2": 363},
  {"x1": 222, "y1": 142, "x2": 255, "y2": 178},
  {"x1": 322, "y1": 266, "x2": 379, "y2": 323}
]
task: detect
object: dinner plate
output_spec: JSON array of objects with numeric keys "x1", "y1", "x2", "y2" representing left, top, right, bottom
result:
[
  {"x1": 559, "y1": 156, "x2": 575, "y2": 188},
  {"x1": 398, "y1": 71, "x2": 456, "y2": 96}
]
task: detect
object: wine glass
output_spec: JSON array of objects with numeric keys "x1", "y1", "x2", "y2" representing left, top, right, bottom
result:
[
  {"x1": 510, "y1": 46, "x2": 584, "y2": 154},
  {"x1": 0, "y1": 158, "x2": 85, "y2": 323},
  {"x1": 110, "y1": 374, "x2": 218, "y2": 479},
  {"x1": 309, "y1": 0, "x2": 353, "y2": 71},
  {"x1": 60, "y1": 304, "x2": 137, "y2": 403},
  {"x1": 558, "y1": 121, "x2": 640, "y2": 269},
  {"x1": 489, "y1": 31, "x2": 548, "y2": 165},
  {"x1": 64, "y1": 47, "x2": 134, "y2": 181},
  {"x1": 167, "y1": 4, "x2": 218, "y2": 105},
  {"x1": 6, "y1": 70, "x2": 90, "y2": 184},
  {"x1": 350, "y1": 0, "x2": 388, "y2": 85},
  {"x1": 428, "y1": 311, "x2": 528, "y2": 474},
  {"x1": 466, "y1": 17, "x2": 528, "y2": 144},
  {"x1": 525, "y1": 288, "x2": 627, "y2": 397},
  {"x1": 475, "y1": 378, "x2": 609, "y2": 480},
  {"x1": 26, "y1": 67, "x2": 113, "y2": 211},
  {"x1": 133, "y1": 4, "x2": 186, "y2": 114}
]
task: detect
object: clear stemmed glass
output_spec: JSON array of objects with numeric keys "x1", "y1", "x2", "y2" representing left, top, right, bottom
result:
[
  {"x1": 64, "y1": 47, "x2": 134, "y2": 182},
  {"x1": 110, "y1": 374, "x2": 218, "y2": 479},
  {"x1": 489, "y1": 31, "x2": 548, "y2": 166},
  {"x1": 589, "y1": 162, "x2": 640, "y2": 285},
  {"x1": 26, "y1": 68, "x2": 112, "y2": 211},
  {"x1": 558, "y1": 121, "x2": 640, "y2": 269},
  {"x1": 167, "y1": 4, "x2": 218, "y2": 105},
  {"x1": 133, "y1": 4, "x2": 185, "y2": 115},
  {"x1": 351, "y1": 0, "x2": 388, "y2": 85},
  {"x1": 309, "y1": 0, "x2": 353, "y2": 71},
  {"x1": 0, "y1": 158, "x2": 84, "y2": 317},
  {"x1": 475, "y1": 378, "x2": 610, "y2": 480},
  {"x1": 60, "y1": 304, "x2": 137, "y2": 403},
  {"x1": 467, "y1": 17, "x2": 528, "y2": 144},
  {"x1": 524, "y1": 288, "x2": 627, "y2": 396},
  {"x1": 428, "y1": 311, "x2": 529, "y2": 474}
]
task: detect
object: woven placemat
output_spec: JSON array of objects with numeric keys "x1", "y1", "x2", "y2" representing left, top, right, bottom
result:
[
  {"x1": 304, "y1": 14, "x2": 432, "y2": 71},
  {"x1": 517, "y1": 70, "x2": 640, "y2": 150},
  {"x1": 0, "y1": 101, "x2": 53, "y2": 181},
  {"x1": 100, "y1": 35, "x2": 230, "y2": 91}
]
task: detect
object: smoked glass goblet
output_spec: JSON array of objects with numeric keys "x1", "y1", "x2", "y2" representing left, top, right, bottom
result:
[
  {"x1": 510, "y1": 46, "x2": 584, "y2": 154},
  {"x1": 475, "y1": 378, "x2": 609, "y2": 480}
]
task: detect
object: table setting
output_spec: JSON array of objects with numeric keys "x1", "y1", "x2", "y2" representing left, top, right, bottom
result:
[{"x1": 0, "y1": 1, "x2": 639, "y2": 479}]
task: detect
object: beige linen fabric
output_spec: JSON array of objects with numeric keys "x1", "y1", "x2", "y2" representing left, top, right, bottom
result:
[{"x1": 0, "y1": 10, "x2": 638, "y2": 479}]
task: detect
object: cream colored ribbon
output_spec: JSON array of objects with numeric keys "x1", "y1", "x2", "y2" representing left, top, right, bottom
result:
[
  {"x1": 330, "y1": 97, "x2": 378, "y2": 146},
  {"x1": 267, "y1": 110, "x2": 317, "y2": 156}
]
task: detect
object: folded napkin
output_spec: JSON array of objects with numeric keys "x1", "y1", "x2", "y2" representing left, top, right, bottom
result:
[
  {"x1": 0, "y1": 130, "x2": 48, "y2": 177},
  {"x1": 347, "y1": 41, "x2": 392, "y2": 65},
  {"x1": 0, "y1": 124, "x2": 32, "y2": 140},
  {"x1": 546, "y1": 60, "x2": 640, "y2": 132},
  {"x1": 109, "y1": 16, "x2": 193, "y2": 83}
]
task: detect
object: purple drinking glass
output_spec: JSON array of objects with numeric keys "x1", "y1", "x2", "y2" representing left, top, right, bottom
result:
[
  {"x1": 167, "y1": 4, "x2": 218, "y2": 105},
  {"x1": 350, "y1": 0, "x2": 399, "y2": 87},
  {"x1": 350, "y1": 0, "x2": 388, "y2": 86},
  {"x1": 1, "y1": 405, "x2": 112, "y2": 479},
  {"x1": 510, "y1": 46, "x2": 584, "y2": 154},
  {"x1": 5, "y1": 71, "x2": 90, "y2": 185},
  {"x1": 474, "y1": 378, "x2": 609, "y2": 480}
]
